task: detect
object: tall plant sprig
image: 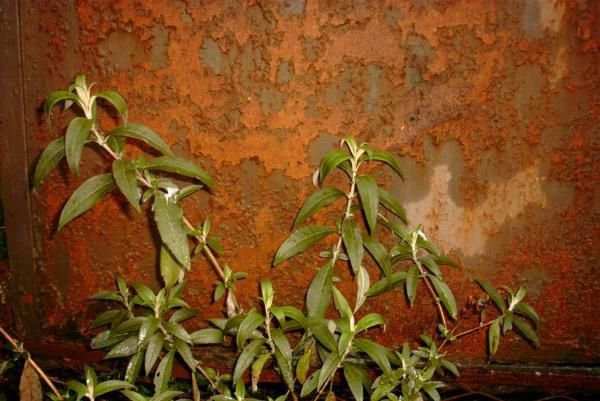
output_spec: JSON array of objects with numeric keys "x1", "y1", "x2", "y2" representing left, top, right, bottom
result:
[{"x1": 34, "y1": 75, "x2": 247, "y2": 395}]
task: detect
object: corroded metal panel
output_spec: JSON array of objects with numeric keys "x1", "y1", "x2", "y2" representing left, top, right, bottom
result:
[{"x1": 5, "y1": 0, "x2": 598, "y2": 366}]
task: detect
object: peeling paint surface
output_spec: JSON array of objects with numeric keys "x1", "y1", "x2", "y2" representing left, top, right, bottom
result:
[{"x1": 10, "y1": 0, "x2": 599, "y2": 366}]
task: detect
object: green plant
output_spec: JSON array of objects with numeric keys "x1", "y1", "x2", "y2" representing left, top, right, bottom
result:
[{"x1": 18, "y1": 76, "x2": 540, "y2": 400}]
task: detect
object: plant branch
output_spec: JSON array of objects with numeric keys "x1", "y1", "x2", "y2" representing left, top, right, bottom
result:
[
  {"x1": 439, "y1": 320, "x2": 494, "y2": 351},
  {"x1": 0, "y1": 325, "x2": 63, "y2": 400}
]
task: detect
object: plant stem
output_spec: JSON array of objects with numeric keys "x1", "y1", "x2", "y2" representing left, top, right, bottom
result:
[
  {"x1": 0, "y1": 325, "x2": 63, "y2": 400},
  {"x1": 439, "y1": 320, "x2": 494, "y2": 351}
]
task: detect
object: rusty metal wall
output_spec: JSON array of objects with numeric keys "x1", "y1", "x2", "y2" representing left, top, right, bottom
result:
[{"x1": 2, "y1": 0, "x2": 598, "y2": 368}]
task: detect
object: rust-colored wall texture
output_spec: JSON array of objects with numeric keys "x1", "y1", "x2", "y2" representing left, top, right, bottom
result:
[{"x1": 2, "y1": 0, "x2": 599, "y2": 370}]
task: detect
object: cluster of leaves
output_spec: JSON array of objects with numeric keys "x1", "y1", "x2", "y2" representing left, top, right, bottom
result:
[{"x1": 25, "y1": 77, "x2": 541, "y2": 401}]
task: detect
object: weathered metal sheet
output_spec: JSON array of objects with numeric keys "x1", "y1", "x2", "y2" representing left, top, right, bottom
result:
[{"x1": 3, "y1": 0, "x2": 598, "y2": 368}]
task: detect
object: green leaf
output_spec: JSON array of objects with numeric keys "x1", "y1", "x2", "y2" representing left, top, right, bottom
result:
[
  {"x1": 293, "y1": 187, "x2": 345, "y2": 228},
  {"x1": 273, "y1": 225, "x2": 336, "y2": 266},
  {"x1": 94, "y1": 380, "x2": 134, "y2": 397},
  {"x1": 86, "y1": 365, "x2": 98, "y2": 388},
  {"x1": 421, "y1": 256, "x2": 441, "y2": 277},
  {"x1": 65, "y1": 117, "x2": 93, "y2": 175},
  {"x1": 96, "y1": 90, "x2": 128, "y2": 123},
  {"x1": 307, "y1": 319, "x2": 337, "y2": 351},
  {"x1": 232, "y1": 338, "x2": 265, "y2": 384},
  {"x1": 306, "y1": 262, "x2": 333, "y2": 317},
  {"x1": 236, "y1": 309, "x2": 265, "y2": 349},
  {"x1": 366, "y1": 149, "x2": 404, "y2": 179},
  {"x1": 343, "y1": 363, "x2": 364, "y2": 401},
  {"x1": 332, "y1": 287, "x2": 353, "y2": 319},
  {"x1": 296, "y1": 350, "x2": 311, "y2": 385},
  {"x1": 169, "y1": 308, "x2": 198, "y2": 324},
  {"x1": 513, "y1": 316, "x2": 540, "y2": 347},
  {"x1": 377, "y1": 187, "x2": 407, "y2": 223},
  {"x1": 138, "y1": 317, "x2": 160, "y2": 348},
  {"x1": 154, "y1": 350, "x2": 175, "y2": 393},
  {"x1": 342, "y1": 217, "x2": 363, "y2": 274},
  {"x1": 489, "y1": 318, "x2": 501, "y2": 355},
  {"x1": 132, "y1": 283, "x2": 155, "y2": 304},
  {"x1": 190, "y1": 328, "x2": 224, "y2": 345},
  {"x1": 105, "y1": 336, "x2": 138, "y2": 359},
  {"x1": 405, "y1": 265, "x2": 420, "y2": 306},
  {"x1": 145, "y1": 333, "x2": 164, "y2": 375},
  {"x1": 163, "y1": 321, "x2": 191, "y2": 343},
  {"x1": 113, "y1": 317, "x2": 144, "y2": 335},
  {"x1": 33, "y1": 136, "x2": 65, "y2": 187},
  {"x1": 354, "y1": 339, "x2": 391, "y2": 373},
  {"x1": 355, "y1": 265, "x2": 370, "y2": 312},
  {"x1": 475, "y1": 278, "x2": 506, "y2": 313},
  {"x1": 433, "y1": 254, "x2": 459, "y2": 268},
  {"x1": 319, "y1": 150, "x2": 352, "y2": 183},
  {"x1": 109, "y1": 123, "x2": 173, "y2": 156},
  {"x1": 514, "y1": 303, "x2": 540, "y2": 327},
  {"x1": 65, "y1": 380, "x2": 87, "y2": 396},
  {"x1": 251, "y1": 353, "x2": 271, "y2": 391},
  {"x1": 301, "y1": 369, "x2": 320, "y2": 397},
  {"x1": 113, "y1": 159, "x2": 140, "y2": 212},
  {"x1": 175, "y1": 184, "x2": 203, "y2": 202},
  {"x1": 107, "y1": 135, "x2": 126, "y2": 156},
  {"x1": 367, "y1": 271, "x2": 406, "y2": 297},
  {"x1": 89, "y1": 290, "x2": 122, "y2": 302},
  {"x1": 503, "y1": 311, "x2": 513, "y2": 334},
  {"x1": 174, "y1": 337, "x2": 197, "y2": 370},
  {"x1": 362, "y1": 235, "x2": 391, "y2": 278},
  {"x1": 150, "y1": 391, "x2": 184, "y2": 401},
  {"x1": 154, "y1": 192, "x2": 190, "y2": 268},
  {"x1": 356, "y1": 175, "x2": 379, "y2": 234},
  {"x1": 318, "y1": 351, "x2": 340, "y2": 391},
  {"x1": 141, "y1": 156, "x2": 213, "y2": 188},
  {"x1": 45, "y1": 90, "x2": 80, "y2": 116},
  {"x1": 58, "y1": 173, "x2": 115, "y2": 231},
  {"x1": 272, "y1": 330, "x2": 294, "y2": 388},
  {"x1": 121, "y1": 391, "x2": 148, "y2": 401},
  {"x1": 355, "y1": 313, "x2": 384, "y2": 333},
  {"x1": 160, "y1": 246, "x2": 182, "y2": 289},
  {"x1": 441, "y1": 359, "x2": 459, "y2": 376},
  {"x1": 125, "y1": 351, "x2": 144, "y2": 384},
  {"x1": 89, "y1": 309, "x2": 127, "y2": 330},
  {"x1": 429, "y1": 275, "x2": 457, "y2": 319}
]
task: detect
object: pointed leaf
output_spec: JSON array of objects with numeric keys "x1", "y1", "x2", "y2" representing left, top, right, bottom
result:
[
  {"x1": 355, "y1": 313, "x2": 384, "y2": 333},
  {"x1": 94, "y1": 380, "x2": 134, "y2": 397},
  {"x1": 109, "y1": 123, "x2": 173, "y2": 156},
  {"x1": 236, "y1": 309, "x2": 265, "y2": 349},
  {"x1": 190, "y1": 328, "x2": 224, "y2": 345},
  {"x1": 273, "y1": 225, "x2": 336, "y2": 266},
  {"x1": 429, "y1": 275, "x2": 457, "y2": 319},
  {"x1": 332, "y1": 287, "x2": 353, "y2": 319},
  {"x1": 96, "y1": 90, "x2": 128, "y2": 123},
  {"x1": 65, "y1": 117, "x2": 93, "y2": 175},
  {"x1": 475, "y1": 278, "x2": 506, "y2": 313},
  {"x1": 318, "y1": 352, "x2": 340, "y2": 391},
  {"x1": 319, "y1": 150, "x2": 351, "y2": 183},
  {"x1": 105, "y1": 336, "x2": 138, "y2": 359},
  {"x1": 354, "y1": 339, "x2": 391, "y2": 373},
  {"x1": 293, "y1": 187, "x2": 345, "y2": 228},
  {"x1": 154, "y1": 350, "x2": 175, "y2": 393},
  {"x1": 174, "y1": 337, "x2": 197, "y2": 370},
  {"x1": 154, "y1": 192, "x2": 190, "y2": 268},
  {"x1": 421, "y1": 256, "x2": 441, "y2": 277},
  {"x1": 355, "y1": 265, "x2": 370, "y2": 312},
  {"x1": 306, "y1": 262, "x2": 333, "y2": 317},
  {"x1": 113, "y1": 159, "x2": 140, "y2": 212},
  {"x1": 307, "y1": 319, "x2": 337, "y2": 351},
  {"x1": 45, "y1": 90, "x2": 80, "y2": 116},
  {"x1": 296, "y1": 351, "x2": 311, "y2": 385},
  {"x1": 343, "y1": 363, "x2": 364, "y2": 401},
  {"x1": 367, "y1": 271, "x2": 406, "y2": 297},
  {"x1": 19, "y1": 360, "x2": 42, "y2": 401},
  {"x1": 378, "y1": 187, "x2": 407, "y2": 223},
  {"x1": 405, "y1": 265, "x2": 420, "y2": 305},
  {"x1": 175, "y1": 184, "x2": 203, "y2": 202},
  {"x1": 141, "y1": 156, "x2": 213, "y2": 188},
  {"x1": 489, "y1": 318, "x2": 501, "y2": 355},
  {"x1": 145, "y1": 333, "x2": 164, "y2": 375},
  {"x1": 513, "y1": 316, "x2": 540, "y2": 347},
  {"x1": 367, "y1": 150, "x2": 404, "y2": 179},
  {"x1": 232, "y1": 339, "x2": 265, "y2": 384},
  {"x1": 356, "y1": 175, "x2": 379, "y2": 234},
  {"x1": 342, "y1": 217, "x2": 363, "y2": 274},
  {"x1": 58, "y1": 173, "x2": 115, "y2": 231},
  {"x1": 33, "y1": 136, "x2": 65, "y2": 187},
  {"x1": 362, "y1": 235, "x2": 391, "y2": 278},
  {"x1": 138, "y1": 317, "x2": 160, "y2": 348},
  {"x1": 160, "y1": 246, "x2": 182, "y2": 289},
  {"x1": 514, "y1": 303, "x2": 540, "y2": 327},
  {"x1": 150, "y1": 391, "x2": 184, "y2": 401}
]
